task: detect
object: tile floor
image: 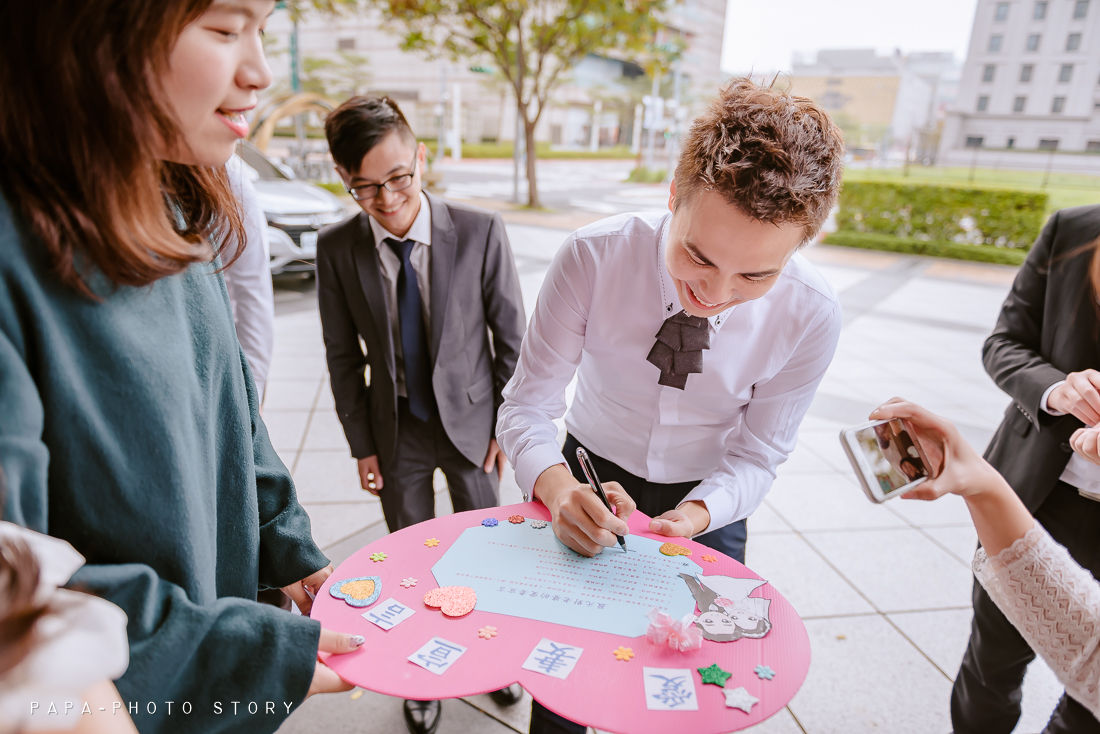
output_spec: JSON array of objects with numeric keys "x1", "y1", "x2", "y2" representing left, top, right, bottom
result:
[{"x1": 275, "y1": 231, "x2": 1064, "y2": 734}]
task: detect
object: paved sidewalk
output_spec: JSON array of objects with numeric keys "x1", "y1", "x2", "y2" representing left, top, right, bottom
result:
[{"x1": 274, "y1": 226, "x2": 1060, "y2": 734}]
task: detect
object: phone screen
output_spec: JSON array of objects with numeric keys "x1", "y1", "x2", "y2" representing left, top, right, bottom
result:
[{"x1": 853, "y1": 419, "x2": 930, "y2": 494}]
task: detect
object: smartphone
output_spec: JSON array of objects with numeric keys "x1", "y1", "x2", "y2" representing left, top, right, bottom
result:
[{"x1": 839, "y1": 418, "x2": 932, "y2": 503}]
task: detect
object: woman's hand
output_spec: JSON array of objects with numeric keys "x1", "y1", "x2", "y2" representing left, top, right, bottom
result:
[
  {"x1": 282, "y1": 564, "x2": 334, "y2": 617},
  {"x1": 307, "y1": 628, "x2": 362, "y2": 697},
  {"x1": 868, "y1": 398, "x2": 1007, "y2": 501},
  {"x1": 1071, "y1": 426, "x2": 1100, "y2": 466},
  {"x1": 532, "y1": 464, "x2": 635, "y2": 557}
]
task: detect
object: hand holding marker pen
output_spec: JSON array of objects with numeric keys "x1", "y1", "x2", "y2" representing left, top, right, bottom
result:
[{"x1": 576, "y1": 447, "x2": 629, "y2": 553}]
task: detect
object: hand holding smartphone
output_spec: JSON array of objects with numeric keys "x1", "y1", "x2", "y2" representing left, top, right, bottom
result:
[{"x1": 839, "y1": 418, "x2": 933, "y2": 503}]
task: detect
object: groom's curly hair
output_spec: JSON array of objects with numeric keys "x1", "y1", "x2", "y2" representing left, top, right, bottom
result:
[{"x1": 674, "y1": 77, "x2": 845, "y2": 242}]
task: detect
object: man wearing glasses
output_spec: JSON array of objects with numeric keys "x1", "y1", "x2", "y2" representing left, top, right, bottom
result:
[{"x1": 317, "y1": 96, "x2": 526, "y2": 734}]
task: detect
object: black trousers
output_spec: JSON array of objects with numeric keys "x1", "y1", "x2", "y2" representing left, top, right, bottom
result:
[
  {"x1": 379, "y1": 398, "x2": 499, "y2": 532},
  {"x1": 529, "y1": 435, "x2": 748, "y2": 734},
  {"x1": 951, "y1": 481, "x2": 1100, "y2": 734}
]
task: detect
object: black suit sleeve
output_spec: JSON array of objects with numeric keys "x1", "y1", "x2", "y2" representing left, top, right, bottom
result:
[
  {"x1": 317, "y1": 237, "x2": 376, "y2": 458},
  {"x1": 481, "y1": 213, "x2": 527, "y2": 432},
  {"x1": 982, "y1": 211, "x2": 1067, "y2": 430}
]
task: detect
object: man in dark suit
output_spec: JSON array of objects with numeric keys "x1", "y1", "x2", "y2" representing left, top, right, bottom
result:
[
  {"x1": 953, "y1": 204, "x2": 1100, "y2": 734},
  {"x1": 317, "y1": 97, "x2": 526, "y2": 734}
]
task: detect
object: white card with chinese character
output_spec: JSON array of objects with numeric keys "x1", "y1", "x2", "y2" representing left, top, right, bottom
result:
[
  {"x1": 642, "y1": 667, "x2": 699, "y2": 711},
  {"x1": 361, "y1": 598, "x2": 415, "y2": 631},
  {"x1": 407, "y1": 637, "x2": 467, "y2": 675},
  {"x1": 520, "y1": 638, "x2": 583, "y2": 680}
]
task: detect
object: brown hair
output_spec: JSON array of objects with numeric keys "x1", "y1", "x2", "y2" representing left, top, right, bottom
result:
[
  {"x1": 674, "y1": 77, "x2": 845, "y2": 241},
  {"x1": 324, "y1": 96, "x2": 417, "y2": 173},
  {"x1": 0, "y1": 0, "x2": 244, "y2": 298}
]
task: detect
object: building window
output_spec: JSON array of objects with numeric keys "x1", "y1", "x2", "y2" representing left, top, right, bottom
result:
[
  {"x1": 990, "y1": 35, "x2": 1004, "y2": 52},
  {"x1": 1038, "y1": 138, "x2": 1059, "y2": 150},
  {"x1": 337, "y1": 38, "x2": 356, "y2": 50},
  {"x1": 1034, "y1": 0, "x2": 1048, "y2": 19},
  {"x1": 966, "y1": 136, "x2": 985, "y2": 148},
  {"x1": 1067, "y1": 33, "x2": 1082, "y2": 51},
  {"x1": 1007, "y1": 137, "x2": 1016, "y2": 149},
  {"x1": 1074, "y1": 0, "x2": 1090, "y2": 19},
  {"x1": 977, "y1": 95, "x2": 990, "y2": 111},
  {"x1": 1087, "y1": 140, "x2": 1100, "y2": 152},
  {"x1": 1060, "y1": 64, "x2": 1074, "y2": 82},
  {"x1": 995, "y1": 2, "x2": 1010, "y2": 20},
  {"x1": 1014, "y1": 95, "x2": 1028, "y2": 112},
  {"x1": 982, "y1": 64, "x2": 996, "y2": 82},
  {"x1": 1052, "y1": 96, "x2": 1066, "y2": 113},
  {"x1": 1020, "y1": 64, "x2": 1034, "y2": 82},
  {"x1": 1026, "y1": 34, "x2": 1041, "y2": 51}
]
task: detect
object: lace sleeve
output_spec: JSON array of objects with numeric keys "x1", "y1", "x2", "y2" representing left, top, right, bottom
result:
[{"x1": 974, "y1": 522, "x2": 1100, "y2": 717}]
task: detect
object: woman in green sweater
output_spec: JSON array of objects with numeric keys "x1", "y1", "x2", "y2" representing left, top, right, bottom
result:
[{"x1": 0, "y1": 1, "x2": 360, "y2": 731}]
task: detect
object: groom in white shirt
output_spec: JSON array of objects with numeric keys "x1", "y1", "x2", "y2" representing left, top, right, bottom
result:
[{"x1": 498, "y1": 78, "x2": 846, "y2": 734}]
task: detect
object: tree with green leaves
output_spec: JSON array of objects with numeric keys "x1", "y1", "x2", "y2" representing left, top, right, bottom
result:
[
  {"x1": 371, "y1": 0, "x2": 677, "y2": 208},
  {"x1": 302, "y1": 52, "x2": 372, "y2": 100}
]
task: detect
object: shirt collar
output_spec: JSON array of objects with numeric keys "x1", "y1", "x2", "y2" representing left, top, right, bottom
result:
[
  {"x1": 656, "y1": 213, "x2": 734, "y2": 333},
  {"x1": 371, "y1": 192, "x2": 433, "y2": 249}
]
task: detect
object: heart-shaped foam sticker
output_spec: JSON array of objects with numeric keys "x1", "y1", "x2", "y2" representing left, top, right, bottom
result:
[{"x1": 423, "y1": 586, "x2": 478, "y2": 617}]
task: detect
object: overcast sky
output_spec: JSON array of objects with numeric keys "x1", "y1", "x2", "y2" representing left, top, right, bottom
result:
[{"x1": 720, "y1": 0, "x2": 980, "y2": 74}]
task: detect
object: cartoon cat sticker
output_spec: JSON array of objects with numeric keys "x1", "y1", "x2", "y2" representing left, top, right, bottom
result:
[{"x1": 679, "y1": 573, "x2": 772, "y2": 642}]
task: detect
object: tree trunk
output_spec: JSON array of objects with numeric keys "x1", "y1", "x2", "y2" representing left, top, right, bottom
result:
[{"x1": 523, "y1": 116, "x2": 540, "y2": 209}]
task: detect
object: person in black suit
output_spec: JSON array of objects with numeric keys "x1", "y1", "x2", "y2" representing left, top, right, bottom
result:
[
  {"x1": 952, "y1": 204, "x2": 1100, "y2": 733},
  {"x1": 317, "y1": 97, "x2": 527, "y2": 734}
]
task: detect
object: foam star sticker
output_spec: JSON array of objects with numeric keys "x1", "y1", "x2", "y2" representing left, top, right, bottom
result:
[
  {"x1": 424, "y1": 538, "x2": 440, "y2": 547},
  {"x1": 478, "y1": 626, "x2": 498, "y2": 639},
  {"x1": 400, "y1": 577, "x2": 418, "y2": 588},
  {"x1": 698, "y1": 663, "x2": 732, "y2": 687},
  {"x1": 369, "y1": 551, "x2": 387, "y2": 562},
  {"x1": 755, "y1": 664, "x2": 776, "y2": 680},
  {"x1": 613, "y1": 646, "x2": 634, "y2": 661},
  {"x1": 723, "y1": 687, "x2": 759, "y2": 713},
  {"x1": 701, "y1": 554, "x2": 718, "y2": 563}
]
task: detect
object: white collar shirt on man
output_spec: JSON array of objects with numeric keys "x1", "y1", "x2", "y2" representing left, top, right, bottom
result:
[
  {"x1": 497, "y1": 211, "x2": 843, "y2": 532},
  {"x1": 368, "y1": 191, "x2": 432, "y2": 396}
]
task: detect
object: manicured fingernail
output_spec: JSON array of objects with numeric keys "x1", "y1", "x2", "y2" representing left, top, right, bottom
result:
[{"x1": 350, "y1": 635, "x2": 365, "y2": 648}]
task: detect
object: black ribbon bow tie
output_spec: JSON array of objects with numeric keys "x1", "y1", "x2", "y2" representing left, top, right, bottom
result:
[{"x1": 645, "y1": 310, "x2": 711, "y2": 390}]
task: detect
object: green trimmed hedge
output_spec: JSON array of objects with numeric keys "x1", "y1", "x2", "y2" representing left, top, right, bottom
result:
[
  {"x1": 837, "y1": 181, "x2": 1047, "y2": 249},
  {"x1": 823, "y1": 230, "x2": 1028, "y2": 266}
]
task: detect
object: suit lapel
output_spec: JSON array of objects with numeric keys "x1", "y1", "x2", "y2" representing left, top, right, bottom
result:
[
  {"x1": 427, "y1": 193, "x2": 457, "y2": 368},
  {"x1": 351, "y1": 212, "x2": 396, "y2": 380}
]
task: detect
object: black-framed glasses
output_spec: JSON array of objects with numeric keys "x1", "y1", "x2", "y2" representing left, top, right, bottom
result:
[{"x1": 347, "y1": 152, "x2": 419, "y2": 201}]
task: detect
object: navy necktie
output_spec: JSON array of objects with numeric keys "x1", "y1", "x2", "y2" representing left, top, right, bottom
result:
[{"x1": 386, "y1": 238, "x2": 435, "y2": 421}]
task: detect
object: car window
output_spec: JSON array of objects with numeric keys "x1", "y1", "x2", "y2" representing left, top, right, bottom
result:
[{"x1": 236, "y1": 141, "x2": 288, "y2": 181}]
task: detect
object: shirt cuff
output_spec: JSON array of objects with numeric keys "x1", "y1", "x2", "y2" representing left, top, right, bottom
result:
[
  {"x1": 1041, "y1": 381, "x2": 1066, "y2": 416},
  {"x1": 678, "y1": 483, "x2": 734, "y2": 535},
  {"x1": 515, "y1": 444, "x2": 570, "y2": 499}
]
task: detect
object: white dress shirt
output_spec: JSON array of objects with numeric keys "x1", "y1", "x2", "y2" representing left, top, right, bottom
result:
[
  {"x1": 1040, "y1": 381, "x2": 1100, "y2": 496},
  {"x1": 223, "y1": 155, "x2": 275, "y2": 399},
  {"x1": 497, "y1": 211, "x2": 842, "y2": 531},
  {"x1": 369, "y1": 192, "x2": 432, "y2": 398}
]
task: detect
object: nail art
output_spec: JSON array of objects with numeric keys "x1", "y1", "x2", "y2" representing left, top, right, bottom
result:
[{"x1": 350, "y1": 635, "x2": 365, "y2": 648}]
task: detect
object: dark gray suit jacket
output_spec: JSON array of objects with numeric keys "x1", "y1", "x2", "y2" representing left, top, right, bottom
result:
[
  {"x1": 983, "y1": 204, "x2": 1100, "y2": 511},
  {"x1": 316, "y1": 193, "x2": 526, "y2": 471}
]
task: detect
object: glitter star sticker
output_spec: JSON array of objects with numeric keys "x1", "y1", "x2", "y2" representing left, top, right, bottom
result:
[
  {"x1": 701, "y1": 554, "x2": 718, "y2": 563},
  {"x1": 400, "y1": 577, "x2": 418, "y2": 588},
  {"x1": 424, "y1": 538, "x2": 440, "y2": 547},
  {"x1": 612, "y1": 646, "x2": 634, "y2": 661},
  {"x1": 697, "y1": 663, "x2": 732, "y2": 687},
  {"x1": 755, "y1": 664, "x2": 776, "y2": 680},
  {"x1": 369, "y1": 551, "x2": 387, "y2": 562},
  {"x1": 478, "y1": 626, "x2": 498, "y2": 639},
  {"x1": 723, "y1": 687, "x2": 759, "y2": 713}
]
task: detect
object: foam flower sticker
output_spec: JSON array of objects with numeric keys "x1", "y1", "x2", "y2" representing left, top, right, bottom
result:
[
  {"x1": 701, "y1": 554, "x2": 718, "y2": 563},
  {"x1": 612, "y1": 646, "x2": 634, "y2": 661},
  {"x1": 508, "y1": 515, "x2": 525, "y2": 524},
  {"x1": 529, "y1": 520, "x2": 547, "y2": 529},
  {"x1": 755, "y1": 664, "x2": 776, "y2": 680},
  {"x1": 482, "y1": 518, "x2": 499, "y2": 527},
  {"x1": 370, "y1": 551, "x2": 387, "y2": 562},
  {"x1": 645, "y1": 607, "x2": 703, "y2": 652},
  {"x1": 424, "y1": 538, "x2": 440, "y2": 548},
  {"x1": 400, "y1": 577, "x2": 418, "y2": 588},
  {"x1": 478, "y1": 626, "x2": 498, "y2": 640}
]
